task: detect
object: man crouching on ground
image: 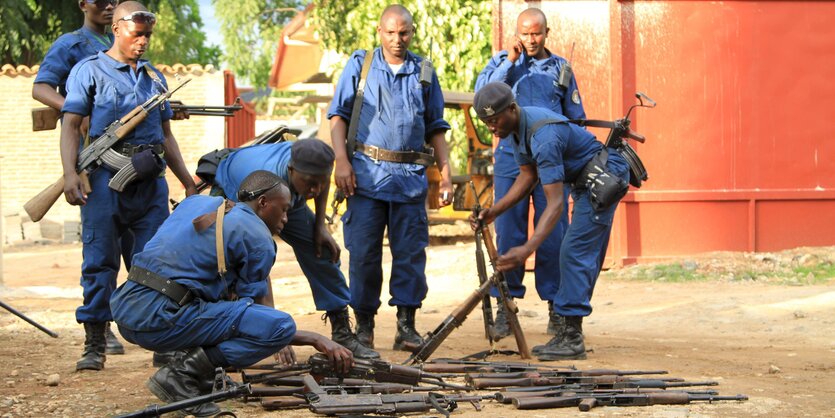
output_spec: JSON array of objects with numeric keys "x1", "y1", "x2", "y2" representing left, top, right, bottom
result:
[{"x1": 110, "y1": 171, "x2": 353, "y2": 416}]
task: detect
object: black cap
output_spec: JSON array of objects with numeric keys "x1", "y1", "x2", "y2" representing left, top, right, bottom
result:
[
  {"x1": 473, "y1": 82, "x2": 515, "y2": 119},
  {"x1": 290, "y1": 139, "x2": 335, "y2": 176}
]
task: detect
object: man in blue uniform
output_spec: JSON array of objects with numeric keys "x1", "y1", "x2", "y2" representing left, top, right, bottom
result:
[
  {"x1": 475, "y1": 8, "x2": 586, "y2": 341},
  {"x1": 328, "y1": 5, "x2": 453, "y2": 352},
  {"x1": 60, "y1": 1, "x2": 197, "y2": 371},
  {"x1": 470, "y1": 82, "x2": 630, "y2": 361},
  {"x1": 111, "y1": 171, "x2": 354, "y2": 416},
  {"x1": 213, "y1": 139, "x2": 380, "y2": 359},
  {"x1": 32, "y1": 0, "x2": 129, "y2": 357}
]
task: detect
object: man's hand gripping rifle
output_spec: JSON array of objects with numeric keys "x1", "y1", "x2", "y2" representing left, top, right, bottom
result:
[{"x1": 24, "y1": 78, "x2": 192, "y2": 222}]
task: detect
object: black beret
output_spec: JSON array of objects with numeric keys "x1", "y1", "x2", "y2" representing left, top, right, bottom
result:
[
  {"x1": 473, "y1": 82, "x2": 515, "y2": 119},
  {"x1": 290, "y1": 139, "x2": 335, "y2": 176}
]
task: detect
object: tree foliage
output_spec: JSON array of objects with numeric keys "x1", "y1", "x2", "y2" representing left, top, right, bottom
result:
[
  {"x1": 214, "y1": 0, "x2": 303, "y2": 88},
  {"x1": 313, "y1": 0, "x2": 493, "y2": 173},
  {"x1": 0, "y1": 0, "x2": 220, "y2": 67}
]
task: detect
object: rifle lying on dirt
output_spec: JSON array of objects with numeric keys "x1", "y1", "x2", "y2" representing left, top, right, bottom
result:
[
  {"x1": 0, "y1": 299, "x2": 58, "y2": 338},
  {"x1": 115, "y1": 369, "x2": 251, "y2": 418},
  {"x1": 244, "y1": 380, "x2": 443, "y2": 402},
  {"x1": 302, "y1": 375, "x2": 491, "y2": 417},
  {"x1": 512, "y1": 391, "x2": 748, "y2": 410},
  {"x1": 471, "y1": 375, "x2": 719, "y2": 390},
  {"x1": 466, "y1": 369, "x2": 668, "y2": 380},
  {"x1": 241, "y1": 354, "x2": 468, "y2": 390},
  {"x1": 405, "y1": 193, "x2": 531, "y2": 364},
  {"x1": 420, "y1": 359, "x2": 578, "y2": 374},
  {"x1": 495, "y1": 387, "x2": 720, "y2": 404},
  {"x1": 24, "y1": 78, "x2": 191, "y2": 222}
]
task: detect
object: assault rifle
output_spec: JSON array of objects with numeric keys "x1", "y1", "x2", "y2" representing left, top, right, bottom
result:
[
  {"x1": 241, "y1": 354, "x2": 468, "y2": 390},
  {"x1": 24, "y1": 78, "x2": 191, "y2": 222},
  {"x1": 512, "y1": 391, "x2": 748, "y2": 410},
  {"x1": 405, "y1": 190, "x2": 531, "y2": 364},
  {"x1": 420, "y1": 359, "x2": 577, "y2": 374},
  {"x1": 302, "y1": 375, "x2": 491, "y2": 417},
  {"x1": 466, "y1": 369, "x2": 667, "y2": 380},
  {"x1": 470, "y1": 375, "x2": 718, "y2": 390},
  {"x1": 495, "y1": 387, "x2": 720, "y2": 404},
  {"x1": 471, "y1": 181, "x2": 496, "y2": 345},
  {"x1": 169, "y1": 98, "x2": 243, "y2": 117}
]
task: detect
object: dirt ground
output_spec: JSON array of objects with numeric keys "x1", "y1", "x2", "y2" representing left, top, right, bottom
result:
[{"x1": 0, "y1": 237, "x2": 833, "y2": 418}]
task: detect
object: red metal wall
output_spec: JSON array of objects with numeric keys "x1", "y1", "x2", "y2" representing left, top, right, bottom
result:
[
  {"x1": 224, "y1": 70, "x2": 256, "y2": 148},
  {"x1": 495, "y1": 0, "x2": 835, "y2": 265}
]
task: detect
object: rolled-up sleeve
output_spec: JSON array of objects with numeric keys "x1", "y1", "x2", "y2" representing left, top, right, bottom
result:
[
  {"x1": 327, "y1": 50, "x2": 365, "y2": 121},
  {"x1": 34, "y1": 39, "x2": 80, "y2": 87}
]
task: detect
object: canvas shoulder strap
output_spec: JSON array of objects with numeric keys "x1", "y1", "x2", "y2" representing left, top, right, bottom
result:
[
  {"x1": 346, "y1": 50, "x2": 374, "y2": 159},
  {"x1": 524, "y1": 118, "x2": 570, "y2": 156}
]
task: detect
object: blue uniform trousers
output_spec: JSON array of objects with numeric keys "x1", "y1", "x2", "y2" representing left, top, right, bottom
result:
[
  {"x1": 76, "y1": 168, "x2": 169, "y2": 323},
  {"x1": 343, "y1": 194, "x2": 429, "y2": 314},
  {"x1": 555, "y1": 150, "x2": 629, "y2": 317},
  {"x1": 279, "y1": 203, "x2": 350, "y2": 312},
  {"x1": 493, "y1": 176, "x2": 569, "y2": 300},
  {"x1": 118, "y1": 297, "x2": 296, "y2": 369}
]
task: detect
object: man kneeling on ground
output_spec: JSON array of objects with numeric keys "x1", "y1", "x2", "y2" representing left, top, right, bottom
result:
[{"x1": 111, "y1": 171, "x2": 353, "y2": 416}]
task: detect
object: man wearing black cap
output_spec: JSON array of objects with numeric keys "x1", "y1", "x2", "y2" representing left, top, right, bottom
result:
[
  {"x1": 212, "y1": 139, "x2": 380, "y2": 359},
  {"x1": 470, "y1": 82, "x2": 630, "y2": 361}
]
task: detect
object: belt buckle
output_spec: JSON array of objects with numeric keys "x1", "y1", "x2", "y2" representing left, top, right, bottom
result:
[{"x1": 368, "y1": 146, "x2": 380, "y2": 163}]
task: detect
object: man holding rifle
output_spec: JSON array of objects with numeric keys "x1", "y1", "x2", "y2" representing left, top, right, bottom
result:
[
  {"x1": 60, "y1": 1, "x2": 196, "y2": 371},
  {"x1": 470, "y1": 82, "x2": 630, "y2": 361}
]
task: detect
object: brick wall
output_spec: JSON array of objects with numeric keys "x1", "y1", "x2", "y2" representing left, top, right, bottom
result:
[{"x1": 0, "y1": 63, "x2": 225, "y2": 242}]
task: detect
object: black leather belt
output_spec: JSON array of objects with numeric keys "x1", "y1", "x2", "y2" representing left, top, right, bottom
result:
[
  {"x1": 127, "y1": 266, "x2": 194, "y2": 307},
  {"x1": 355, "y1": 142, "x2": 435, "y2": 167},
  {"x1": 113, "y1": 143, "x2": 164, "y2": 157}
]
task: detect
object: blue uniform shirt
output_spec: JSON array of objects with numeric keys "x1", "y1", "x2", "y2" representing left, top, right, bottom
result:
[
  {"x1": 111, "y1": 195, "x2": 276, "y2": 331},
  {"x1": 215, "y1": 142, "x2": 304, "y2": 207},
  {"x1": 476, "y1": 50, "x2": 586, "y2": 178},
  {"x1": 63, "y1": 51, "x2": 174, "y2": 147},
  {"x1": 512, "y1": 107, "x2": 601, "y2": 185},
  {"x1": 328, "y1": 48, "x2": 450, "y2": 202},
  {"x1": 34, "y1": 27, "x2": 114, "y2": 96}
]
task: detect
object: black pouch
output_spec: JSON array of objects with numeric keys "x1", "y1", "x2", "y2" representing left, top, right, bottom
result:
[
  {"x1": 131, "y1": 149, "x2": 165, "y2": 180},
  {"x1": 195, "y1": 148, "x2": 233, "y2": 184},
  {"x1": 579, "y1": 149, "x2": 629, "y2": 212}
]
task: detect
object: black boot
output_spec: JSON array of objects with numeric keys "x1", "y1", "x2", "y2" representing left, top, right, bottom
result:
[
  {"x1": 76, "y1": 322, "x2": 107, "y2": 371},
  {"x1": 105, "y1": 322, "x2": 125, "y2": 355},
  {"x1": 327, "y1": 308, "x2": 381, "y2": 359},
  {"x1": 146, "y1": 347, "x2": 221, "y2": 417},
  {"x1": 354, "y1": 310, "x2": 375, "y2": 349},
  {"x1": 534, "y1": 303, "x2": 566, "y2": 355},
  {"x1": 491, "y1": 298, "x2": 512, "y2": 341},
  {"x1": 536, "y1": 316, "x2": 587, "y2": 361},
  {"x1": 153, "y1": 350, "x2": 188, "y2": 367},
  {"x1": 393, "y1": 306, "x2": 424, "y2": 352}
]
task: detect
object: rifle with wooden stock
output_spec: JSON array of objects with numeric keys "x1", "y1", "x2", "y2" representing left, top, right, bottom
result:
[
  {"x1": 24, "y1": 78, "x2": 191, "y2": 222},
  {"x1": 404, "y1": 184, "x2": 531, "y2": 365},
  {"x1": 512, "y1": 391, "x2": 748, "y2": 410}
]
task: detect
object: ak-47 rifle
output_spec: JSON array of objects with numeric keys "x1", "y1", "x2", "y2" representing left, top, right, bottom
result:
[
  {"x1": 24, "y1": 78, "x2": 191, "y2": 222},
  {"x1": 471, "y1": 181, "x2": 496, "y2": 345},
  {"x1": 169, "y1": 97, "x2": 243, "y2": 117},
  {"x1": 404, "y1": 189, "x2": 531, "y2": 364},
  {"x1": 495, "y1": 388, "x2": 719, "y2": 404},
  {"x1": 302, "y1": 375, "x2": 491, "y2": 417},
  {"x1": 512, "y1": 391, "x2": 748, "y2": 410},
  {"x1": 470, "y1": 375, "x2": 718, "y2": 390}
]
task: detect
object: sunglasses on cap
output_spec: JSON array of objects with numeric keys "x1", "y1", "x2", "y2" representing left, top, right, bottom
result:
[
  {"x1": 85, "y1": 0, "x2": 118, "y2": 10},
  {"x1": 117, "y1": 11, "x2": 157, "y2": 25}
]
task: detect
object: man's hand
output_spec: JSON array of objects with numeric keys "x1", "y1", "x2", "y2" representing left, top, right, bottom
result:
[
  {"x1": 313, "y1": 336, "x2": 354, "y2": 375},
  {"x1": 185, "y1": 183, "x2": 199, "y2": 197},
  {"x1": 508, "y1": 37, "x2": 525, "y2": 63},
  {"x1": 469, "y1": 207, "x2": 496, "y2": 231},
  {"x1": 314, "y1": 225, "x2": 341, "y2": 263},
  {"x1": 169, "y1": 100, "x2": 190, "y2": 120},
  {"x1": 437, "y1": 178, "x2": 453, "y2": 208},
  {"x1": 334, "y1": 157, "x2": 357, "y2": 197},
  {"x1": 496, "y1": 245, "x2": 531, "y2": 272},
  {"x1": 63, "y1": 172, "x2": 87, "y2": 206},
  {"x1": 273, "y1": 346, "x2": 297, "y2": 365}
]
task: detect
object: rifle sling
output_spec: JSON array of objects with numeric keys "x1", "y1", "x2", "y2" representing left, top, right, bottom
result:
[{"x1": 346, "y1": 50, "x2": 374, "y2": 161}]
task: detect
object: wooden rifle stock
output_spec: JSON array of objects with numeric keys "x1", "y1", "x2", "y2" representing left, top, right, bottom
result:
[{"x1": 479, "y1": 225, "x2": 531, "y2": 359}]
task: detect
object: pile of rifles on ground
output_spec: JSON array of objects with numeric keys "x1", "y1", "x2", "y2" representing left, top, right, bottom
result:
[{"x1": 116, "y1": 354, "x2": 748, "y2": 417}]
